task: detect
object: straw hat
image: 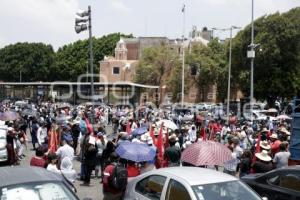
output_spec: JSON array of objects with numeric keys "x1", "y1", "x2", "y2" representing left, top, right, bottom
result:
[
  {"x1": 255, "y1": 150, "x2": 272, "y2": 162},
  {"x1": 270, "y1": 133, "x2": 278, "y2": 139},
  {"x1": 259, "y1": 140, "x2": 271, "y2": 150},
  {"x1": 278, "y1": 127, "x2": 290, "y2": 135}
]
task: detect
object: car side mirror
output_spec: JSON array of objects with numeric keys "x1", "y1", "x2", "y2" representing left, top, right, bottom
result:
[{"x1": 262, "y1": 197, "x2": 268, "y2": 200}]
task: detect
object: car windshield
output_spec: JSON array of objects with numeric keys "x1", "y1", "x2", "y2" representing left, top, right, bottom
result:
[
  {"x1": 0, "y1": 182, "x2": 77, "y2": 200},
  {"x1": 192, "y1": 180, "x2": 261, "y2": 200}
]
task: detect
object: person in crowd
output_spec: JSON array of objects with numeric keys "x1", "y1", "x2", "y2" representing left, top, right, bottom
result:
[
  {"x1": 188, "y1": 125, "x2": 197, "y2": 142},
  {"x1": 164, "y1": 134, "x2": 181, "y2": 167},
  {"x1": 60, "y1": 157, "x2": 77, "y2": 183},
  {"x1": 37, "y1": 123, "x2": 48, "y2": 148},
  {"x1": 31, "y1": 119, "x2": 39, "y2": 150},
  {"x1": 81, "y1": 130, "x2": 97, "y2": 186},
  {"x1": 270, "y1": 133, "x2": 281, "y2": 156},
  {"x1": 47, "y1": 153, "x2": 60, "y2": 174},
  {"x1": 103, "y1": 152, "x2": 124, "y2": 200},
  {"x1": 30, "y1": 147, "x2": 46, "y2": 168},
  {"x1": 95, "y1": 132, "x2": 107, "y2": 179},
  {"x1": 6, "y1": 127, "x2": 18, "y2": 166},
  {"x1": 273, "y1": 142, "x2": 290, "y2": 169},
  {"x1": 127, "y1": 160, "x2": 140, "y2": 179},
  {"x1": 252, "y1": 150, "x2": 273, "y2": 173},
  {"x1": 71, "y1": 120, "x2": 80, "y2": 154},
  {"x1": 56, "y1": 134, "x2": 74, "y2": 161},
  {"x1": 239, "y1": 150, "x2": 252, "y2": 178}
]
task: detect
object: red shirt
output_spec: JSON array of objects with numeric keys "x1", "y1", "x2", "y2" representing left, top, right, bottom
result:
[
  {"x1": 127, "y1": 165, "x2": 140, "y2": 178},
  {"x1": 30, "y1": 157, "x2": 46, "y2": 168},
  {"x1": 271, "y1": 140, "x2": 282, "y2": 155}
]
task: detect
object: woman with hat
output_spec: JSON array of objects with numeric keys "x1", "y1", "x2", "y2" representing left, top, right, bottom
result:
[
  {"x1": 270, "y1": 133, "x2": 281, "y2": 155},
  {"x1": 164, "y1": 134, "x2": 181, "y2": 167},
  {"x1": 252, "y1": 150, "x2": 273, "y2": 173}
]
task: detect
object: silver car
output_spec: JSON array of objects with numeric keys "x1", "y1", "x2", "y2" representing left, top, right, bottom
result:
[{"x1": 124, "y1": 167, "x2": 262, "y2": 200}]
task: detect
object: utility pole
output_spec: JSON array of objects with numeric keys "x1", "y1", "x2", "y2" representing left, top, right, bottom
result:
[{"x1": 75, "y1": 6, "x2": 95, "y2": 124}]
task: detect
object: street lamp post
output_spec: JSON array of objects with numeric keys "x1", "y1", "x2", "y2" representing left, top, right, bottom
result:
[
  {"x1": 212, "y1": 26, "x2": 240, "y2": 121},
  {"x1": 247, "y1": 0, "x2": 260, "y2": 121},
  {"x1": 75, "y1": 6, "x2": 95, "y2": 123}
]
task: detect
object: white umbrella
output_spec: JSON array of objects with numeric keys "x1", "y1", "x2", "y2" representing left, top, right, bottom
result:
[
  {"x1": 276, "y1": 115, "x2": 291, "y2": 120},
  {"x1": 157, "y1": 119, "x2": 178, "y2": 130},
  {"x1": 267, "y1": 108, "x2": 278, "y2": 113}
]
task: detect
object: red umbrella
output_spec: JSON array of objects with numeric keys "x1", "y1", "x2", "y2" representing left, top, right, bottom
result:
[{"x1": 181, "y1": 141, "x2": 232, "y2": 166}]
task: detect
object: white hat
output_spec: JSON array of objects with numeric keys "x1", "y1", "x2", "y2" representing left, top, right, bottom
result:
[
  {"x1": 147, "y1": 137, "x2": 153, "y2": 145},
  {"x1": 259, "y1": 141, "x2": 271, "y2": 150},
  {"x1": 141, "y1": 134, "x2": 148, "y2": 142},
  {"x1": 255, "y1": 150, "x2": 272, "y2": 162},
  {"x1": 270, "y1": 133, "x2": 278, "y2": 139}
]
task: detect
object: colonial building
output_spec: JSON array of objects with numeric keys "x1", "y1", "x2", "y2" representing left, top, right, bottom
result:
[{"x1": 99, "y1": 29, "x2": 220, "y2": 104}]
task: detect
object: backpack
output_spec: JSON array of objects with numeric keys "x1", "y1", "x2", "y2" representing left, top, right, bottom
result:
[{"x1": 109, "y1": 164, "x2": 128, "y2": 190}]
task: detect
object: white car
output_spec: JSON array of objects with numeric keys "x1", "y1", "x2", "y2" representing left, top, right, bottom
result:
[
  {"x1": 0, "y1": 126, "x2": 8, "y2": 162},
  {"x1": 124, "y1": 167, "x2": 262, "y2": 200}
]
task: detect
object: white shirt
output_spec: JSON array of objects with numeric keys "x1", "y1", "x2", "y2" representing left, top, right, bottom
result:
[
  {"x1": 56, "y1": 144, "x2": 74, "y2": 161},
  {"x1": 37, "y1": 127, "x2": 48, "y2": 145},
  {"x1": 188, "y1": 129, "x2": 197, "y2": 142}
]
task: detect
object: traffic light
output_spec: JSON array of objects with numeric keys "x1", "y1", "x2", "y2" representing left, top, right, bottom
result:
[
  {"x1": 75, "y1": 10, "x2": 89, "y2": 34},
  {"x1": 190, "y1": 64, "x2": 198, "y2": 76}
]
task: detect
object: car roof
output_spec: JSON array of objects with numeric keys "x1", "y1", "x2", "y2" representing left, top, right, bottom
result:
[
  {"x1": 153, "y1": 167, "x2": 237, "y2": 186},
  {"x1": 0, "y1": 166, "x2": 63, "y2": 187}
]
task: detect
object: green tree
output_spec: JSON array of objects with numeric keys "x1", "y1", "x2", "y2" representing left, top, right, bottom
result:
[
  {"x1": 52, "y1": 32, "x2": 133, "y2": 81},
  {"x1": 231, "y1": 7, "x2": 300, "y2": 106},
  {"x1": 186, "y1": 43, "x2": 220, "y2": 102},
  {"x1": 0, "y1": 42, "x2": 55, "y2": 82},
  {"x1": 135, "y1": 44, "x2": 180, "y2": 86}
]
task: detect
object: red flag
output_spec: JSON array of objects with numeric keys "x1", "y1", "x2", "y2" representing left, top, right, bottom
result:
[
  {"x1": 126, "y1": 121, "x2": 132, "y2": 134},
  {"x1": 157, "y1": 123, "x2": 164, "y2": 158}
]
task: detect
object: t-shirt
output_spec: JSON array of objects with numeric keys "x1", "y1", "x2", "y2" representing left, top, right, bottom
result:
[
  {"x1": 164, "y1": 145, "x2": 181, "y2": 164},
  {"x1": 273, "y1": 151, "x2": 290, "y2": 169},
  {"x1": 30, "y1": 157, "x2": 46, "y2": 168}
]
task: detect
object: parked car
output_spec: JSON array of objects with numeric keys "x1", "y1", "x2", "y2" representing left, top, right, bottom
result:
[
  {"x1": 124, "y1": 167, "x2": 263, "y2": 200},
  {"x1": 241, "y1": 166, "x2": 300, "y2": 200},
  {"x1": 0, "y1": 167, "x2": 79, "y2": 200},
  {"x1": 0, "y1": 124, "x2": 8, "y2": 163}
]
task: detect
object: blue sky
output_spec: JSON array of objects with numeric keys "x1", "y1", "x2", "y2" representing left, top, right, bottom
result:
[{"x1": 0, "y1": 0, "x2": 299, "y2": 50}]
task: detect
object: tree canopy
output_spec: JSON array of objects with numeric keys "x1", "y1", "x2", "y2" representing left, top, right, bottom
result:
[
  {"x1": 0, "y1": 42, "x2": 55, "y2": 82},
  {"x1": 231, "y1": 7, "x2": 300, "y2": 105},
  {"x1": 0, "y1": 32, "x2": 132, "y2": 82}
]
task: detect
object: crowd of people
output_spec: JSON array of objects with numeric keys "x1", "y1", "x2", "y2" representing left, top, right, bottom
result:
[{"x1": 1, "y1": 101, "x2": 294, "y2": 200}]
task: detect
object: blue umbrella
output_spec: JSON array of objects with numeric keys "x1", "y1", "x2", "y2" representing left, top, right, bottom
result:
[
  {"x1": 131, "y1": 127, "x2": 148, "y2": 136},
  {"x1": 116, "y1": 141, "x2": 156, "y2": 162}
]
